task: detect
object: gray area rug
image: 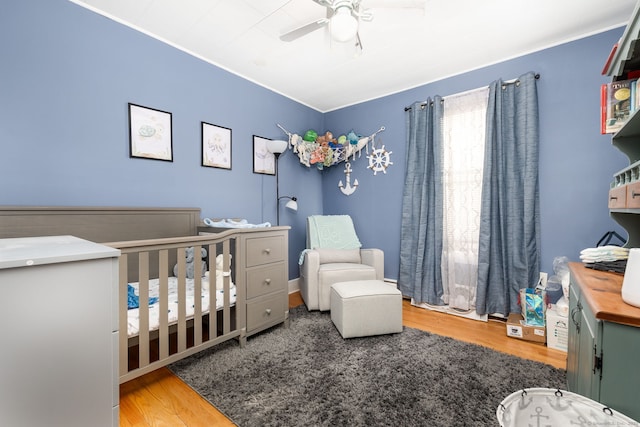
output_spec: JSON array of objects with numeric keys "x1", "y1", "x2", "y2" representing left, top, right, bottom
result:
[{"x1": 169, "y1": 306, "x2": 566, "y2": 426}]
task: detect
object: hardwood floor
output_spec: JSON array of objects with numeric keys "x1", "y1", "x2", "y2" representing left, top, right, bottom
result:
[{"x1": 119, "y1": 292, "x2": 567, "y2": 426}]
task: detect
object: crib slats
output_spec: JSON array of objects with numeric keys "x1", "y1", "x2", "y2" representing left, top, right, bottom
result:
[
  {"x1": 176, "y1": 247, "x2": 187, "y2": 353},
  {"x1": 158, "y1": 250, "x2": 169, "y2": 361},
  {"x1": 193, "y1": 246, "x2": 203, "y2": 346},
  {"x1": 222, "y1": 240, "x2": 231, "y2": 335},
  {"x1": 208, "y1": 244, "x2": 218, "y2": 341},
  {"x1": 138, "y1": 252, "x2": 150, "y2": 368},
  {"x1": 119, "y1": 254, "x2": 129, "y2": 377}
]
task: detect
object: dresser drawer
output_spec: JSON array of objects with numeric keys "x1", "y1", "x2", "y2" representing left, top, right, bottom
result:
[
  {"x1": 246, "y1": 263, "x2": 286, "y2": 299},
  {"x1": 246, "y1": 293, "x2": 287, "y2": 332},
  {"x1": 246, "y1": 235, "x2": 285, "y2": 267},
  {"x1": 626, "y1": 182, "x2": 640, "y2": 208},
  {"x1": 608, "y1": 186, "x2": 627, "y2": 209}
]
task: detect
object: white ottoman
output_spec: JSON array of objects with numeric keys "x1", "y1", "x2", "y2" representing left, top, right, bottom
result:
[{"x1": 330, "y1": 280, "x2": 403, "y2": 338}]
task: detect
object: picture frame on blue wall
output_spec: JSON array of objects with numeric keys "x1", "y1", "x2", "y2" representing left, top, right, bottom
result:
[
  {"x1": 253, "y1": 135, "x2": 275, "y2": 175},
  {"x1": 202, "y1": 122, "x2": 232, "y2": 169},
  {"x1": 128, "y1": 103, "x2": 173, "y2": 162}
]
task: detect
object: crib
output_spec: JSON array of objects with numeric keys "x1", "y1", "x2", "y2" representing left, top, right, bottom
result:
[
  {"x1": 111, "y1": 232, "x2": 246, "y2": 383},
  {"x1": 0, "y1": 206, "x2": 248, "y2": 383}
]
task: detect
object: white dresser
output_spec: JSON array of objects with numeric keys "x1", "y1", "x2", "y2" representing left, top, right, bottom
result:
[{"x1": 0, "y1": 235, "x2": 120, "y2": 427}]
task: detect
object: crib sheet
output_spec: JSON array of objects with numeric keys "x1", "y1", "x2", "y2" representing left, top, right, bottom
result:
[{"x1": 127, "y1": 276, "x2": 236, "y2": 337}]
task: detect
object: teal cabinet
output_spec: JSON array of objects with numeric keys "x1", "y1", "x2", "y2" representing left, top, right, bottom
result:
[{"x1": 567, "y1": 266, "x2": 640, "y2": 421}]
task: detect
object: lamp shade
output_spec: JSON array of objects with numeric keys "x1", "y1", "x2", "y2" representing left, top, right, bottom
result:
[
  {"x1": 330, "y1": 7, "x2": 358, "y2": 42},
  {"x1": 285, "y1": 197, "x2": 298, "y2": 211},
  {"x1": 266, "y1": 139, "x2": 288, "y2": 154}
]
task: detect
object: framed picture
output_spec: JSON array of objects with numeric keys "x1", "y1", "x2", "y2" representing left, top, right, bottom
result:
[
  {"x1": 253, "y1": 135, "x2": 275, "y2": 175},
  {"x1": 201, "y1": 122, "x2": 232, "y2": 169},
  {"x1": 128, "y1": 103, "x2": 173, "y2": 161}
]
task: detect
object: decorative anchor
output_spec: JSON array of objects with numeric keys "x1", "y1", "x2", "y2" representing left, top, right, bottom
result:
[{"x1": 338, "y1": 162, "x2": 359, "y2": 196}]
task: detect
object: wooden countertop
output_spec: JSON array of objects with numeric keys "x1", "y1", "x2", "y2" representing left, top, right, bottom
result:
[{"x1": 569, "y1": 262, "x2": 640, "y2": 327}]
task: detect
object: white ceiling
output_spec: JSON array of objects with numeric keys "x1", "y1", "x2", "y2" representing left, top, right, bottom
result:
[{"x1": 71, "y1": 0, "x2": 636, "y2": 112}]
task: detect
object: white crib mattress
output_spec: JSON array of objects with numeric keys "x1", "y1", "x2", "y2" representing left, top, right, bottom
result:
[{"x1": 127, "y1": 276, "x2": 236, "y2": 337}]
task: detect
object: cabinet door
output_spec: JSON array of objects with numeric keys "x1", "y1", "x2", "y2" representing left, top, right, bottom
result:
[
  {"x1": 566, "y1": 282, "x2": 581, "y2": 391},
  {"x1": 600, "y1": 321, "x2": 640, "y2": 421},
  {"x1": 576, "y1": 306, "x2": 598, "y2": 400},
  {"x1": 567, "y1": 279, "x2": 600, "y2": 401}
]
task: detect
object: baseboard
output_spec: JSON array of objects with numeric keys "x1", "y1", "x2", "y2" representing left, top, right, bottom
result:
[
  {"x1": 288, "y1": 277, "x2": 300, "y2": 294},
  {"x1": 410, "y1": 298, "x2": 488, "y2": 322}
]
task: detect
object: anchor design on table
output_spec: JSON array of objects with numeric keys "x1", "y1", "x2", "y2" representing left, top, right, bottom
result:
[{"x1": 338, "y1": 162, "x2": 359, "y2": 196}]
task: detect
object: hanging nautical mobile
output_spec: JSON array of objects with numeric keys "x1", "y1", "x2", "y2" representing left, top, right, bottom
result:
[
  {"x1": 276, "y1": 124, "x2": 386, "y2": 196},
  {"x1": 277, "y1": 124, "x2": 385, "y2": 169}
]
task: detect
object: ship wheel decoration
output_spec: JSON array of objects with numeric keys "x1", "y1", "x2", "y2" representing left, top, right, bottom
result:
[{"x1": 367, "y1": 145, "x2": 393, "y2": 175}]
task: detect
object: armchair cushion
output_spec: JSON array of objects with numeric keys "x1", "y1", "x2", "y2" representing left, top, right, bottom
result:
[
  {"x1": 299, "y1": 248, "x2": 384, "y2": 311},
  {"x1": 316, "y1": 248, "x2": 362, "y2": 264}
]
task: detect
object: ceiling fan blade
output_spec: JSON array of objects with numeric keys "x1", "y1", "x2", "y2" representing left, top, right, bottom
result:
[{"x1": 280, "y1": 18, "x2": 330, "y2": 42}]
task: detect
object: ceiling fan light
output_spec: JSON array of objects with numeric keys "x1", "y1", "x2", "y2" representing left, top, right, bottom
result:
[{"x1": 330, "y1": 7, "x2": 358, "y2": 42}]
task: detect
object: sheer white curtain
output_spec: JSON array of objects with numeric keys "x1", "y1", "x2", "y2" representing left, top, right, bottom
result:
[{"x1": 441, "y1": 87, "x2": 489, "y2": 311}]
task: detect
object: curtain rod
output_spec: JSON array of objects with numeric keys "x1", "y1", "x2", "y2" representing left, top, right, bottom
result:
[{"x1": 404, "y1": 73, "x2": 540, "y2": 112}]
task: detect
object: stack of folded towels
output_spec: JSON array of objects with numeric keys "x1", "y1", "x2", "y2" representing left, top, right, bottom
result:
[{"x1": 580, "y1": 245, "x2": 629, "y2": 273}]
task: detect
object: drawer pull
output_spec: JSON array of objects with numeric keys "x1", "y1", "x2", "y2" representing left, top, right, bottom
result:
[
  {"x1": 633, "y1": 191, "x2": 640, "y2": 199},
  {"x1": 263, "y1": 248, "x2": 271, "y2": 254},
  {"x1": 264, "y1": 278, "x2": 271, "y2": 285},
  {"x1": 265, "y1": 308, "x2": 272, "y2": 315},
  {"x1": 610, "y1": 196, "x2": 618, "y2": 201}
]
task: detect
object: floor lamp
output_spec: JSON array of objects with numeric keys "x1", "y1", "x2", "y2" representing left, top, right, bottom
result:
[{"x1": 266, "y1": 140, "x2": 298, "y2": 226}]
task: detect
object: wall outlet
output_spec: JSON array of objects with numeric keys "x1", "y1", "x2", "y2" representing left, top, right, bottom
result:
[{"x1": 539, "y1": 272, "x2": 548, "y2": 288}]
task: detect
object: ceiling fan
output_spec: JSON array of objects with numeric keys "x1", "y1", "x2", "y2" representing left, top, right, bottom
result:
[
  {"x1": 280, "y1": 0, "x2": 425, "y2": 50},
  {"x1": 280, "y1": 0, "x2": 373, "y2": 48}
]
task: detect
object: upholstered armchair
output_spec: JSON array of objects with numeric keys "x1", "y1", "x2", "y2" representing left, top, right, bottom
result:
[{"x1": 299, "y1": 215, "x2": 384, "y2": 311}]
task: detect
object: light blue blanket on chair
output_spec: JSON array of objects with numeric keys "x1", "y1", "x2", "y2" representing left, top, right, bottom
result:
[{"x1": 299, "y1": 215, "x2": 362, "y2": 264}]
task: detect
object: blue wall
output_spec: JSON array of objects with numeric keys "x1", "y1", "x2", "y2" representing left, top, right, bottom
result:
[
  {"x1": 321, "y1": 29, "x2": 628, "y2": 278},
  {"x1": 0, "y1": 0, "x2": 324, "y2": 279},
  {"x1": 0, "y1": 0, "x2": 629, "y2": 282}
]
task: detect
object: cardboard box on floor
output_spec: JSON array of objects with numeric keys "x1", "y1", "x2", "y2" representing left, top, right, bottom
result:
[
  {"x1": 506, "y1": 313, "x2": 546, "y2": 344},
  {"x1": 546, "y1": 307, "x2": 568, "y2": 352}
]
